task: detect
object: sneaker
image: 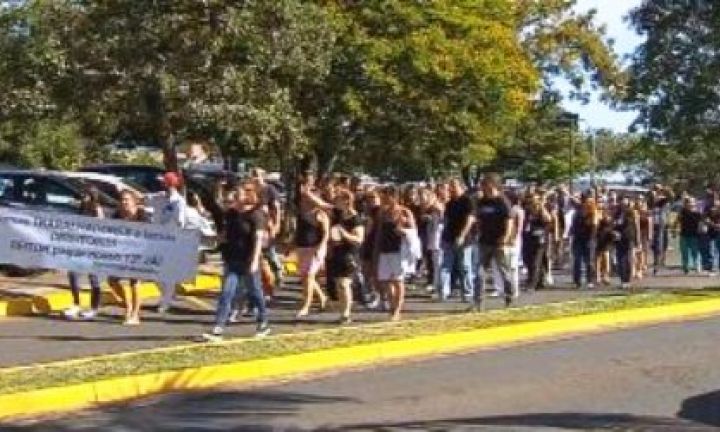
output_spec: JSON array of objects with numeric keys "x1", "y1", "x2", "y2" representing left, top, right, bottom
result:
[
  {"x1": 202, "y1": 326, "x2": 224, "y2": 342},
  {"x1": 63, "y1": 305, "x2": 81, "y2": 320},
  {"x1": 229, "y1": 309, "x2": 240, "y2": 323},
  {"x1": 338, "y1": 316, "x2": 352, "y2": 325},
  {"x1": 709, "y1": 272, "x2": 717, "y2": 278},
  {"x1": 621, "y1": 283, "x2": 630, "y2": 290},
  {"x1": 123, "y1": 317, "x2": 141, "y2": 326},
  {"x1": 367, "y1": 294, "x2": 381, "y2": 310},
  {"x1": 79, "y1": 309, "x2": 98, "y2": 320},
  {"x1": 587, "y1": 283, "x2": 595, "y2": 290},
  {"x1": 487, "y1": 291, "x2": 502, "y2": 298},
  {"x1": 504, "y1": 296, "x2": 513, "y2": 308},
  {"x1": 425, "y1": 284, "x2": 435, "y2": 293},
  {"x1": 156, "y1": 304, "x2": 170, "y2": 315},
  {"x1": 255, "y1": 322, "x2": 271, "y2": 338}
]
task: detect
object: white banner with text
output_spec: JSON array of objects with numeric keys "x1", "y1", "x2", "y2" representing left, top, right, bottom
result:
[{"x1": 0, "y1": 207, "x2": 200, "y2": 282}]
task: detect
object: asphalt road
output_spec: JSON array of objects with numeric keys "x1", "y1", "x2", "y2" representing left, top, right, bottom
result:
[
  {"x1": 5, "y1": 317, "x2": 720, "y2": 431},
  {"x1": 0, "y1": 280, "x2": 614, "y2": 367}
]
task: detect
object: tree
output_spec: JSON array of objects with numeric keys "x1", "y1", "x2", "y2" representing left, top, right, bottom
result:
[
  {"x1": 0, "y1": 0, "x2": 623, "y2": 181},
  {"x1": 623, "y1": 1, "x2": 720, "y2": 189},
  {"x1": 627, "y1": 1, "x2": 720, "y2": 162},
  {"x1": 0, "y1": 0, "x2": 337, "y2": 172}
]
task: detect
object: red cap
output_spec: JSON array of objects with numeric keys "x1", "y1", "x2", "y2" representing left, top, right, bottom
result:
[{"x1": 163, "y1": 172, "x2": 182, "y2": 189}]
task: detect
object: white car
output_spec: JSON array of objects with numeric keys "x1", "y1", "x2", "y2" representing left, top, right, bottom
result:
[{"x1": 60, "y1": 171, "x2": 147, "y2": 202}]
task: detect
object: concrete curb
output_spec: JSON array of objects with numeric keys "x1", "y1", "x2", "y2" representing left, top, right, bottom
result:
[
  {"x1": 0, "y1": 274, "x2": 222, "y2": 317},
  {"x1": 0, "y1": 260, "x2": 300, "y2": 317},
  {"x1": 2, "y1": 297, "x2": 720, "y2": 420}
]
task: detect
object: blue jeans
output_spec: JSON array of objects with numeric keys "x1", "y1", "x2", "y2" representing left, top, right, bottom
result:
[
  {"x1": 68, "y1": 272, "x2": 102, "y2": 310},
  {"x1": 216, "y1": 269, "x2": 267, "y2": 328},
  {"x1": 680, "y1": 235, "x2": 700, "y2": 273},
  {"x1": 439, "y1": 243, "x2": 474, "y2": 300},
  {"x1": 572, "y1": 238, "x2": 596, "y2": 285},
  {"x1": 698, "y1": 234, "x2": 714, "y2": 271}
]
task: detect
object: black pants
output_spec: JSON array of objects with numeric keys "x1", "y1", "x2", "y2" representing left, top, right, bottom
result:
[
  {"x1": 572, "y1": 238, "x2": 596, "y2": 285},
  {"x1": 423, "y1": 249, "x2": 434, "y2": 286},
  {"x1": 652, "y1": 225, "x2": 669, "y2": 268},
  {"x1": 523, "y1": 240, "x2": 546, "y2": 291},
  {"x1": 325, "y1": 256, "x2": 338, "y2": 301},
  {"x1": 616, "y1": 242, "x2": 633, "y2": 283}
]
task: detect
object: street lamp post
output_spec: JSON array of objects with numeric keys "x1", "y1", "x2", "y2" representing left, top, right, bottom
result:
[{"x1": 557, "y1": 112, "x2": 579, "y2": 193}]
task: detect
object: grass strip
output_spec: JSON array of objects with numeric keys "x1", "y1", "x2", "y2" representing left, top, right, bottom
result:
[{"x1": 1, "y1": 289, "x2": 719, "y2": 394}]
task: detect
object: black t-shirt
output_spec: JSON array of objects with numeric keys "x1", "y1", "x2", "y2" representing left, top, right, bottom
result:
[
  {"x1": 442, "y1": 195, "x2": 474, "y2": 243},
  {"x1": 571, "y1": 206, "x2": 597, "y2": 241},
  {"x1": 224, "y1": 207, "x2": 266, "y2": 273},
  {"x1": 613, "y1": 209, "x2": 636, "y2": 245},
  {"x1": 679, "y1": 208, "x2": 702, "y2": 237},
  {"x1": 295, "y1": 211, "x2": 323, "y2": 248},
  {"x1": 378, "y1": 216, "x2": 403, "y2": 253},
  {"x1": 476, "y1": 196, "x2": 510, "y2": 245},
  {"x1": 331, "y1": 213, "x2": 362, "y2": 259}
]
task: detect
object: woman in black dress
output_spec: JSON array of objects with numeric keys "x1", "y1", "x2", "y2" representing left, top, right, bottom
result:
[{"x1": 329, "y1": 189, "x2": 365, "y2": 323}]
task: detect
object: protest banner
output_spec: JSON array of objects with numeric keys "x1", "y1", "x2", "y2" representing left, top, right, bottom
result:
[{"x1": 0, "y1": 207, "x2": 200, "y2": 282}]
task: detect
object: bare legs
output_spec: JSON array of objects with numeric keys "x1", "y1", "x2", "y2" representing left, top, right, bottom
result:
[
  {"x1": 337, "y1": 277, "x2": 353, "y2": 322},
  {"x1": 109, "y1": 278, "x2": 141, "y2": 324},
  {"x1": 387, "y1": 280, "x2": 405, "y2": 321},
  {"x1": 297, "y1": 272, "x2": 327, "y2": 318}
]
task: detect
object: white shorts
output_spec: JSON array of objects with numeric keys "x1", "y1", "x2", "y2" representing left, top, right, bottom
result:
[
  {"x1": 377, "y1": 253, "x2": 404, "y2": 282},
  {"x1": 297, "y1": 247, "x2": 325, "y2": 277}
]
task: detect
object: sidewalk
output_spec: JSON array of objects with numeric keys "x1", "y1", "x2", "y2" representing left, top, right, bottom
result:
[{"x1": 0, "y1": 251, "x2": 716, "y2": 368}]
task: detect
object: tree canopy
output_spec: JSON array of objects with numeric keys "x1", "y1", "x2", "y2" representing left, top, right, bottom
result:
[
  {"x1": 0, "y1": 0, "x2": 623, "y2": 180},
  {"x1": 626, "y1": 0, "x2": 720, "y2": 187}
]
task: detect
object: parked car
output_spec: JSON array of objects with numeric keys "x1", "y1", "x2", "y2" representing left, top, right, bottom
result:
[
  {"x1": 0, "y1": 170, "x2": 117, "y2": 215},
  {"x1": 80, "y1": 164, "x2": 166, "y2": 193},
  {"x1": 59, "y1": 171, "x2": 148, "y2": 202},
  {"x1": 81, "y1": 164, "x2": 235, "y2": 230}
]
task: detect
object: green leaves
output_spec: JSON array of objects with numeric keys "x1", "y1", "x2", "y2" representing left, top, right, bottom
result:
[{"x1": 0, "y1": 0, "x2": 621, "y2": 180}]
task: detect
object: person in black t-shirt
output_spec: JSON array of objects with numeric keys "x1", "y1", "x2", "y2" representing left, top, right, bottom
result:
[
  {"x1": 522, "y1": 193, "x2": 552, "y2": 292},
  {"x1": 676, "y1": 196, "x2": 703, "y2": 274},
  {"x1": 705, "y1": 196, "x2": 720, "y2": 275},
  {"x1": 570, "y1": 193, "x2": 598, "y2": 289},
  {"x1": 204, "y1": 181, "x2": 270, "y2": 341},
  {"x1": 329, "y1": 189, "x2": 365, "y2": 323},
  {"x1": 474, "y1": 173, "x2": 513, "y2": 308},
  {"x1": 613, "y1": 196, "x2": 640, "y2": 288},
  {"x1": 438, "y1": 179, "x2": 475, "y2": 301}
]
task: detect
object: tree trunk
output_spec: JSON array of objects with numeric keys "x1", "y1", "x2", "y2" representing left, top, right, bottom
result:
[{"x1": 162, "y1": 130, "x2": 179, "y2": 173}]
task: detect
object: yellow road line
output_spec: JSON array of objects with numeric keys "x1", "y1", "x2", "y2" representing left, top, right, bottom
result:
[{"x1": 1, "y1": 298, "x2": 720, "y2": 420}]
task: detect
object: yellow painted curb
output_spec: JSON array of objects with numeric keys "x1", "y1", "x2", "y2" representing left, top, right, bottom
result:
[
  {"x1": 2, "y1": 297, "x2": 720, "y2": 420},
  {"x1": 0, "y1": 297, "x2": 34, "y2": 317},
  {"x1": 177, "y1": 274, "x2": 221, "y2": 295}
]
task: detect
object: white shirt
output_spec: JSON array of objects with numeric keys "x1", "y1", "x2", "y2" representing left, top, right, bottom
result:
[
  {"x1": 146, "y1": 190, "x2": 187, "y2": 228},
  {"x1": 184, "y1": 207, "x2": 216, "y2": 236}
]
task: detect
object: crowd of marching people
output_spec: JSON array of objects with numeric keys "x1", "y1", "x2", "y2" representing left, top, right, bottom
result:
[{"x1": 58, "y1": 165, "x2": 720, "y2": 341}]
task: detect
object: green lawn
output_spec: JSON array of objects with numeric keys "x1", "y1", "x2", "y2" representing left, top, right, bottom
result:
[{"x1": 1, "y1": 289, "x2": 719, "y2": 394}]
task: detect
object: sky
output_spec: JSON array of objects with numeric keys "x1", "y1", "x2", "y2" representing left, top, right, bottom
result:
[{"x1": 560, "y1": 0, "x2": 644, "y2": 133}]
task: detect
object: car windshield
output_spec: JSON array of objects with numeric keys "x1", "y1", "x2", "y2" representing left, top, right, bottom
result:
[{"x1": 63, "y1": 177, "x2": 118, "y2": 207}]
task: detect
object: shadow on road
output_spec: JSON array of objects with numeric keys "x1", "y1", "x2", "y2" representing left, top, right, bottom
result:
[
  {"x1": 1, "y1": 390, "x2": 355, "y2": 432},
  {"x1": 678, "y1": 389, "x2": 720, "y2": 427},
  {"x1": 340, "y1": 412, "x2": 717, "y2": 431}
]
